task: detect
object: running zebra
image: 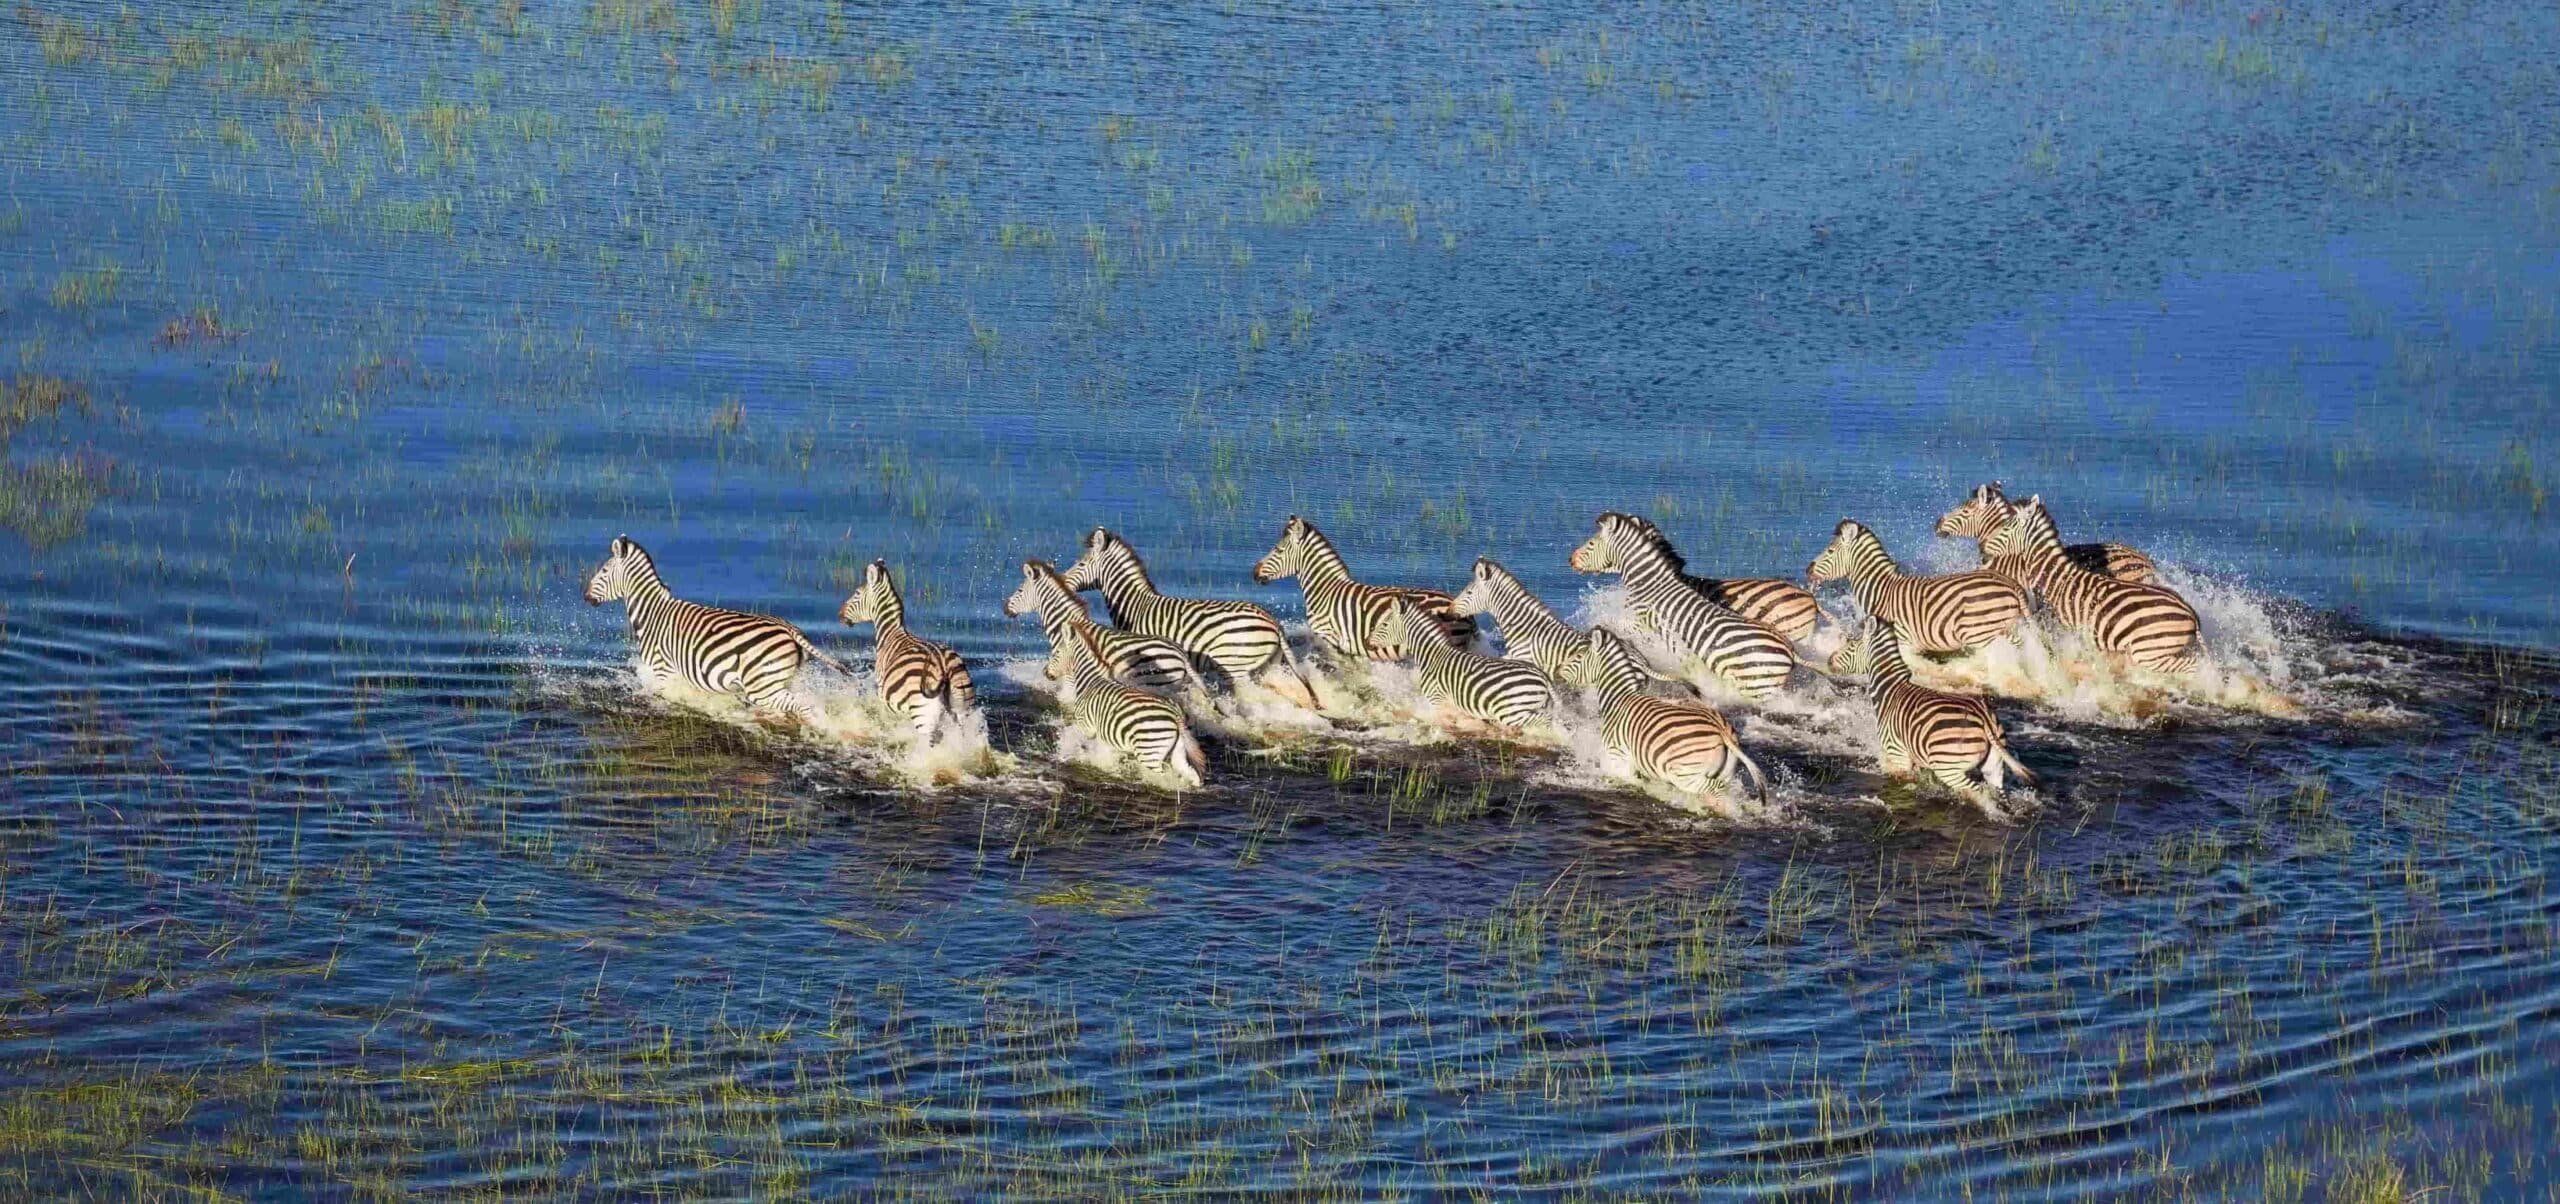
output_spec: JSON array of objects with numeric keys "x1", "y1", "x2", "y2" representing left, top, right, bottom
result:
[
  {"x1": 1982, "y1": 495, "x2": 2201, "y2": 674},
  {"x1": 1575, "y1": 627, "x2": 1768, "y2": 803},
  {"x1": 584, "y1": 535, "x2": 851, "y2": 721},
  {"x1": 1251, "y1": 515, "x2": 1476, "y2": 659},
  {"x1": 1806, "y1": 519, "x2": 2028, "y2": 654},
  {"x1": 1390, "y1": 600, "x2": 1556, "y2": 735},
  {"x1": 1595, "y1": 514, "x2": 1824, "y2": 641},
  {"x1": 1056, "y1": 623, "x2": 1206, "y2": 787},
  {"x1": 839, "y1": 559, "x2": 978, "y2": 743},
  {"x1": 1832, "y1": 620, "x2": 2032, "y2": 821},
  {"x1": 1937, "y1": 481, "x2": 2158, "y2": 585},
  {"x1": 1449, "y1": 557, "x2": 1590, "y2": 683},
  {"x1": 1004, "y1": 560, "x2": 1201, "y2": 694},
  {"x1": 1061, "y1": 527, "x2": 1319, "y2": 708},
  {"x1": 1569, "y1": 512, "x2": 1801, "y2": 701}
]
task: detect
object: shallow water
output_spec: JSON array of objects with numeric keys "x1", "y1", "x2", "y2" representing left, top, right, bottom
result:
[{"x1": 4, "y1": 1, "x2": 2559, "y2": 1197}]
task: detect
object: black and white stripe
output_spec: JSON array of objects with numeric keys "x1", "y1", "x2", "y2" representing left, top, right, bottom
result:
[
  {"x1": 1449, "y1": 557, "x2": 1590, "y2": 683},
  {"x1": 1569, "y1": 512, "x2": 1800, "y2": 701},
  {"x1": 1060, "y1": 527, "x2": 1318, "y2": 707},
  {"x1": 1391, "y1": 600, "x2": 1556, "y2": 734},
  {"x1": 1576, "y1": 627, "x2": 1767, "y2": 802},
  {"x1": 1597, "y1": 515, "x2": 1824, "y2": 641},
  {"x1": 1057, "y1": 623, "x2": 1206, "y2": 787},
  {"x1": 1807, "y1": 519, "x2": 2027, "y2": 654},
  {"x1": 1005, "y1": 560, "x2": 1200, "y2": 694},
  {"x1": 1833, "y1": 621, "x2": 2031, "y2": 821},
  {"x1": 584, "y1": 535, "x2": 848, "y2": 721},
  {"x1": 1251, "y1": 515, "x2": 1475, "y2": 659},
  {"x1": 1982, "y1": 496, "x2": 2201, "y2": 674},
  {"x1": 839, "y1": 559, "x2": 976, "y2": 743},
  {"x1": 1937, "y1": 481, "x2": 2158, "y2": 585}
]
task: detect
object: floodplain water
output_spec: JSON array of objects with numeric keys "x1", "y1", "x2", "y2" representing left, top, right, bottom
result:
[{"x1": 3, "y1": 1, "x2": 2558, "y2": 1198}]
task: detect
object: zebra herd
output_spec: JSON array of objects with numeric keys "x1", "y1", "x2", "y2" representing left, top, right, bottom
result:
[{"x1": 583, "y1": 481, "x2": 2203, "y2": 822}]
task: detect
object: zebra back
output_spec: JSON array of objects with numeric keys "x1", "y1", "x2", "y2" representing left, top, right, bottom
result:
[
  {"x1": 1064, "y1": 528, "x2": 1289, "y2": 682},
  {"x1": 1985, "y1": 498, "x2": 2198, "y2": 673},
  {"x1": 1810, "y1": 519, "x2": 2024, "y2": 654},
  {"x1": 1453, "y1": 558, "x2": 1589, "y2": 682},
  {"x1": 1572, "y1": 513, "x2": 1797, "y2": 701},
  {"x1": 586, "y1": 535, "x2": 825, "y2": 714}
]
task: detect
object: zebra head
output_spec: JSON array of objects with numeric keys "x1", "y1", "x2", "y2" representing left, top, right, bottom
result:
[
  {"x1": 1578, "y1": 626, "x2": 1667, "y2": 693},
  {"x1": 1450, "y1": 558, "x2": 1505, "y2": 617},
  {"x1": 1568, "y1": 513, "x2": 1626, "y2": 574},
  {"x1": 838, "y1": 559, "x2": 894, "y2": 627},
  {"x1": 1936, "y1": 482, "x2": 2010, "y2": 539},
  {"x1": 1826, "y1": 624, "x2": 1872, "y2": 676},
  {"x1": 1806, "y1": 519, "x2": 1868, "y2": 588},
  {"x1": 584, "y1": 535, "x2": 648, "y2": 606},
  {"x1": 1060, "y1": 527, "x2": 1118, "y2": 592},
  {"x1": 1251, "y1": 514, "x2": 1313, "y2": 584},
  {"x1": 1980, "y1": 494, "x2": 2057, "y2": 561},
  {"x1": 1004, "y1": 560, "x2": 1053, "y2": 618}
]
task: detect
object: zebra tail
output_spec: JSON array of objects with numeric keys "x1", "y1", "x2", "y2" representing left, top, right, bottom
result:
[
  {"x1": 1990, "y1": 742, "x2": 2034, "y2": 787},
  {"x1": 1734, "y1": 747, "x2": 1770, "y2": 805},
  {"x1": 1179, "y1": 734, "x2": 1208, "y2": 786},
  {"x1": 793, "y1": 629, "x2": 858, "y2": 677}
]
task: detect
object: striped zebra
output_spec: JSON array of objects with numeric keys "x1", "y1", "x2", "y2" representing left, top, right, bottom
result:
[
  {"x1": 1449, "y1": 557, "x2": 1590, "y2": 683},
  {"x1": 838, "y1": 559, "x2": 978, "y2": 743},
  {"x1": 1569, "y1": 512, "x2": 1801, "y2": 701},
  {"x1": 1004, "y1": 559, "x2": 1201, "y2": 694},
  {"x1": 1390, "y1": 600, "x2": 1556, "y2": 734},
  {"x1": 1060, "y1": 527, "x2": 1319, "y2": 708},
  {"x1": 1251, "y1": 515, "x2": 1476, "y2": 659},
  {"x1": 1982, "y1": 495, "x2": 2201, "y2": 674},
  {"x1": 1575, "y1": 627, "x2": 1767, "y2": 803},
  {"x1": 1612, "y1": 514, "x2": 1823, "y2": 641},
  {"x1": 1832, "y1": 620, "x2": 2032, "y2": 821},
  {"x1": 584, "y1": 535, "x2": 851, "y2": 721},
  {"x1": 1806, "y1": 519, "x2": 2028, "y2": 654},
  {"x1": 1056, "y1": 623, "x2": 1206, "y2": 787},
  {"x1": 1937, "y1": 481, "x2": 2158, "y2": 585}
]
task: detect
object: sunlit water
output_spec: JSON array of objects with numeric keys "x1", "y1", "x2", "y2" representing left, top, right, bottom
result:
[{"x1": 3, "y1": 1, "x2": 2558, "y2": 1197}]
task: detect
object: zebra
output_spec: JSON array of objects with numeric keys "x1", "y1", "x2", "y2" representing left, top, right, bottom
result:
[
  {"x1": 1831, "y1": 620, "x2": 2032, "y2": 821},
  {"x1": 1937, "y1": 481, "x2": 2158, "y2": 585},
  {"x1": 838, "y1": 559, "x2": 978, "y2": 743},
  {"x1": 1982, "y1": 495, "x2": 2201, "y2": 674},
  {"x1": 584, "y1": 535, "x2": 852, "y2": 722},
  {"x1": 1448, "y1": 557, "x2": 1590, "y2": 683},
  {"x1": 1250, "y1": 515, "x2": 1476, "y2": 660},
  {"x1": 1575, "y1": 626, "x2": 1768, "y2": 803},
  {"x1": 1004, "y1": 559, "x2": 1202, "y2": 694},
  {"x1": 1806, "y1": 519, "x2": 2028, "y2": 654},
  {"x1": 1055, "y1": 622, "x2": 1206, "y2": 787},
  {"x1": 1390, "y1": 599, "x2": 1556, "y2": 735},
  {"x1": 1568, "y1": 512, "x2": 1802, "y2": 701},
  {"x1": 1060, "y1": 527, "x2": 1320, "y2": 708},
  {"x1": 1610, "y1": 514, "x2": 1823, "y2": 642}
]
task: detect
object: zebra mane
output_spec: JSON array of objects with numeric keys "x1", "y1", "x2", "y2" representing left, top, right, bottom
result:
[
  {"x1": 1026, "y1": 560, "x2": 1090, "y2": 616},
  {"x1": 1606, "y1": 512, "x2": 1690, "y2": 575}
]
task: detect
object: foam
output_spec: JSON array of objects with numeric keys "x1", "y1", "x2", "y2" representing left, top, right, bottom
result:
[{"x1": 626, "y1": 656, "x2": 1019, "y2": 789}]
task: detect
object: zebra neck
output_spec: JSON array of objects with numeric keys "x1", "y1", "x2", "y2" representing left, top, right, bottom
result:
[
  {"x1": 1847, "y1": 538, "x2": 1902, "y2": 602},
  {"x1": 624, "y1": 589, "x2": 672, "y2": 638},
  {"x1": 1870, "y1": 650, "x2": 1913, "y2": 692},
  {"x1": 1033, "y1": 593, "x2": 1084, "y2": 644},
  {"x1": 1490, "y1": 583, "x2": 1563, "y2": 642},
  {"x1": 1294, "y1": 536, "x2": 1352, "y2": 586},
  {"x1": 1098, "y1": 552, "x2": 1157, "y2": 615}
]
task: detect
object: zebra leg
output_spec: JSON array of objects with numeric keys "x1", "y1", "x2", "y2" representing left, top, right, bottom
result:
[
  {"x1": 911, "y1": 695, "x2": 947, "y2": 746},
  {"x1": 1878, "y1": 736, "x2": 1912, "y2": 776},
  {"x1": 1939, "y1": 765, "x2": 2010, "y2": 824},
  {"x1": 1254, "y1": 654, "x2": 1325, "y2": 713}
]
